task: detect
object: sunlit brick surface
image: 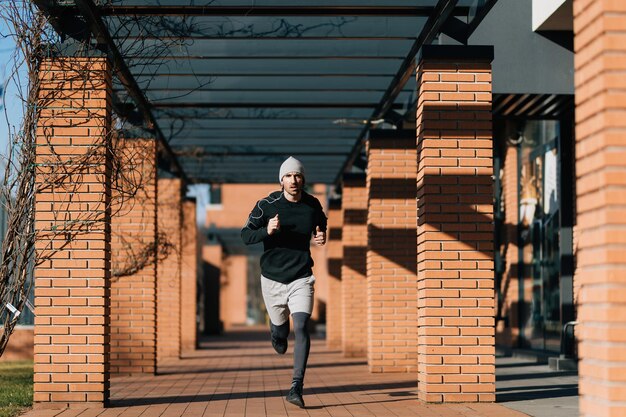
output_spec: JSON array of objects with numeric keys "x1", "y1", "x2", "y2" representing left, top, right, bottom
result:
[
  {"x1": 157, "y1": 178, "x2": 183, "y2": 366},
  {"x1": 34, "y1": 57, "x2": 111, "y2": 408},
  {"x1": 110, "y1": 138, "x2": 157, "y2": 375},
  {"x1": 341, "y1": 174, "x2": 368, "y2": 358},
  {"x1": 416, "y1": 53, "x2": 495, "y2": 403},
  {"x1": 367, "y1": 130, "x2": 419, "y2": 373},
  {"x1": 574, "y1": 1, "x2": 626, "y2": 416},
  {"x1": 181, "y1": 199, "x2": 198, "y2": 353},
  {"x1": 325, "y1": 199, "x2": 343, "y2": 350}
]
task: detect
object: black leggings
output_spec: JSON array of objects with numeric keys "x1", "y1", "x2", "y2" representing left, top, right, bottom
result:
[{"x1": 271, "y1": 312, "x2": 311, "y2": 384}]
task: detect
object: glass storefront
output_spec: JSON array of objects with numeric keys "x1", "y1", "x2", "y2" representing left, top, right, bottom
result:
[
  {"x1": 518, "y1": 120, "x2": 561, "y2": 351},
  {"x1": 496, "y1": 118, "x2": 573, "y2": 353}
]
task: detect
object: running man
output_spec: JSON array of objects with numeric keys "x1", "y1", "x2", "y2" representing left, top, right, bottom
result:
[{"x1": 241, "y1": 156, "x2": 327, "y2": 408}]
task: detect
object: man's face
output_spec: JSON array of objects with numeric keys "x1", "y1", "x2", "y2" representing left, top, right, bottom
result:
[{"x1": 282, "y1": 172, "x2": 304, "y2": 196}]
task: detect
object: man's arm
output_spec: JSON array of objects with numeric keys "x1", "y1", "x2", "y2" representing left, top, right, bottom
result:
[
  {"x1": 241, "y1": 202, "x2": 269, "y2": 245},
  {"x1": 312, "y1": 200, "x2": 328, "y2": 246}
]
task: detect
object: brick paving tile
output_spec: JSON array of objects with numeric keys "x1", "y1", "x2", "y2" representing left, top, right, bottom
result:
[{"x1": 21, "y1": 327, "x2": 528, "y2": 417}]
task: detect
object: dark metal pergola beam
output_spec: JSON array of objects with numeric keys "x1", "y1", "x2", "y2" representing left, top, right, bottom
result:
[
  {"x1": 151, "y1": 102, "x2": 405, "y2": 109},
  {"x1": 33, "y1": 0, "x2": 498, "y2": 185},
  {"x1": 334, "y1": 0, "x2": 460, "y2": 185},
  {"x1": 105, "y1": 15, "x2": 424, "y2": 41},
  {"x1": 75, "y1": 5, "x2": 471, "y2": 17},
  {"x1": 35, "y1": 0, "x2": 189, "y2": 181},
  {"x1": 174, "y1": 151, "x2": 352, "y2": 157}
]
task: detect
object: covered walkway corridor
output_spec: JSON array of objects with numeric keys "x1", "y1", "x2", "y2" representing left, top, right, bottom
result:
[
  {"x1": 20, "y1": 328, "x2": 540, "y2": 417},
  {"x1": 1, "y1": 0, "x2": 622, "y2": 416}
]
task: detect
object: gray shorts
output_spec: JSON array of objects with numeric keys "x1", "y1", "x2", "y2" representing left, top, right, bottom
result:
[{"x1": 261, "y1": 275, "x2": 315, "y2": 326}]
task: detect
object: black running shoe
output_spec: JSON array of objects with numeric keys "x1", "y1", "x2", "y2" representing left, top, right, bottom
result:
[
  {"x1": 271, "y1": 335, "x2": 287, "y2": 354},
  {"x1": 286, "y1": 381, "x2": 304, "y2": 408}
]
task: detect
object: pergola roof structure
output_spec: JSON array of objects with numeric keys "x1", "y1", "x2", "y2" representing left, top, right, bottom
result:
[{"x1": 34, "y1": 0, "x2": 496, "y2": 184}]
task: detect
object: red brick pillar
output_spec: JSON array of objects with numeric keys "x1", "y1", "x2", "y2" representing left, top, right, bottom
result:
[
  {"x1": 367, "y1": 130, "x2": 418, "y2": 373},
  {"x1": 416, "y1": 45, "x2": 495, "y2": 403},
  {"x1": 110, "y1": 137, "x2": 157, "y2": 375},
  {"x1": 157, "y1": 178, "x2": 183, "y2": 365},
  {"x1": 310, "y1": 184, "x2": 329, "y2": 323},
  {"x1": 34, "y1": 57, "x2": 111, "y2": 408},
  {"x1": 220, "y1": 255, "x2": 248, "y2": 329},
  {"x1": 574, "y1": 2, "x2": 626, "y2": 415},
  {"x1": 342, "y1": 174, "x2": 368, "y2": 358},
  {"x1": 181, "y1": 198, "x2": 198, "y2": 353},
  {"x1": 326, "y1": 198, "x2": 343, "y2": 350}
]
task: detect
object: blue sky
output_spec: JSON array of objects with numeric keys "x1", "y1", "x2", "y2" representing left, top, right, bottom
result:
[{"x1": 0, "y1": 16, "x2": 24, "y2": 158}]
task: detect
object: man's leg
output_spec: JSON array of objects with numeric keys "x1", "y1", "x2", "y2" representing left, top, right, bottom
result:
[
  {"x1": 285, "y1": 276, "x2": 315, "y2": 408},
  {"x1": 261, "y1": 276, "x2": 290, "y2": 354},
  {"x1": 291, "y1": 312, "x2": 311, "y2": 384},
  {"x1": 270, "y1": 320, "x2": 289, "y2": 354},
  {"x1": 286, "y1": 312, "x2": 310, "y2": 408}
]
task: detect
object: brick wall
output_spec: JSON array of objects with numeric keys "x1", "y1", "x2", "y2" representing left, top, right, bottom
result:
[
  {"x1": 181, "y1": 199, "x2": 198, "y2": 353},
  {"x1": 310, "y1": 184, "x2": 329, "y2": 322},
  {"x1": 110, "y1": 138, "x2": 157, "y2": 375},
  {"x1": 34, "y1": 57, "x2": 111, "y2": 408},
  {"x1": 325, "y1": 199, "x2": 343, "y2": 349},
  {"x1": 416, "y1": 46, "x2": 495, "y2": 403},
  {"x1": 156, "y1": 178, "x2": 182, "y2": 364},
  {"x1": 574, "y1": 2, "x2": 626, "y2": 416},
  {"x1": 341, "y1": 174, "x2": 368, "y2": 358},
  {"x1": 367, "y1": 130, "x2": 418, "y2": 373},
  {"x1": 220, "y1": 255, "x2": 248, "y2": 329},
  {"x1": 0, "y1": 327, "x2": 34, "y2": 362}
]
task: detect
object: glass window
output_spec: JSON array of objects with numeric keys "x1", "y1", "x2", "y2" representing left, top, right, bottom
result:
[{"x1": 517, "y1": 120, "x2": 561, "y2": 352}]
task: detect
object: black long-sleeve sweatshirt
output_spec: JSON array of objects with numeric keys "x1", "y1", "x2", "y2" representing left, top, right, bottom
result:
[{"x1": 241, "y1": 190, "x2": 328, "y2": 284}]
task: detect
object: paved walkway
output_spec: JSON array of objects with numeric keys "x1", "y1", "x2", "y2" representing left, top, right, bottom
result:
[
  {"x1": 22, "y1": 328, "x2": 572, "y2": 417},
  {"x1": 495, "y1": 356, "x2": 578, "y2": 417}
]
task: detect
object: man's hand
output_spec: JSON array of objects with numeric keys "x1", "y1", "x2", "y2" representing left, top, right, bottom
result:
[
  {"x1": 267, "y1": 214, "x2": 280, "y2": 235},
  {"x1": 313, "y1": 226, "x2": 326, "y2": 246}
]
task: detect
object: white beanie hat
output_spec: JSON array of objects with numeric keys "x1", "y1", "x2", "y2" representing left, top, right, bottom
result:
[{"x1": 279, "y1": 156, "x2": 305, "y2": 182}]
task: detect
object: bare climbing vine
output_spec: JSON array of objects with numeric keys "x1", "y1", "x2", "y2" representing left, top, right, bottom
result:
[{"x1": 0, "y1": 1, "x2": 177, "y2": 357}]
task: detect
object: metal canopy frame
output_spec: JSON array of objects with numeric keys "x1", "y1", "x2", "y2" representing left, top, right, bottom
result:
[{"x1": 33, "y1": 0, "x2": 498, "y2": 184}]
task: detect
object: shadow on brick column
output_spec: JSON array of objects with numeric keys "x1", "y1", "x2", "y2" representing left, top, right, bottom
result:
[
  {"x1": 181, "y1": 198, "x2": 198, "y2": 353},
  {"x1": 367, "y1": 130, "x2": 418, "y2": 373},
  {"x1": 416, "y1": 45, "x2": 495, "y2": 403},
  {"x1": 326, "y1": 198, "x2": 343, "y2": 350},
  {"x1": 157, "y1": 178, "x2": 183, "y2": 367},
  {"x1": 342, "y1": 174, "x2": 368, "y2": 358},
  {"x1": 110, "y1": 137, "x2": 157, "y2": 376}
]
